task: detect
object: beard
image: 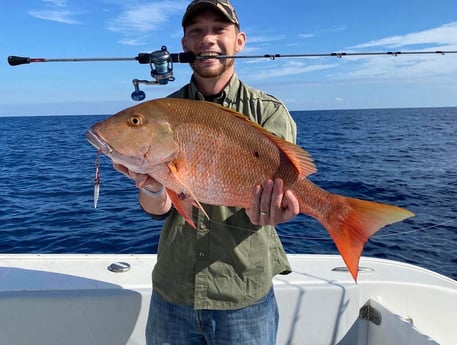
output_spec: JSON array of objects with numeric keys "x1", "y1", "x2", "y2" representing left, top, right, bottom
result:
[{"x1": 190, "y1": 58, "x2": 235, "y2": 79}]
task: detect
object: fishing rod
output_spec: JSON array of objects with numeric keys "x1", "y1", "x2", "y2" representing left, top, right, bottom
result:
[
  {"x1": 200, "y1": 50, "x2": 457, "y2": 60},
  {"x1": 8, "y1": 46, "x2": 457, "y2": 101}
]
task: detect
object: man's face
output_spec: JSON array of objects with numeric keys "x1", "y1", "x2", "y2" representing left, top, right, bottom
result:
[{"x1": 182, "y1": 9, "x2": 246, "y2": 79}]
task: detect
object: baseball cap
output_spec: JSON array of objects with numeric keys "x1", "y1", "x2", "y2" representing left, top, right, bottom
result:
[{"x1": 182, "y1": 0, "x2": 240, "y2": 28}]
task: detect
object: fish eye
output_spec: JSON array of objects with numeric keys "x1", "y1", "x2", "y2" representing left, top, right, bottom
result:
[{"x1": 128, "y1": 114, "x2": 144, "y2": 127}]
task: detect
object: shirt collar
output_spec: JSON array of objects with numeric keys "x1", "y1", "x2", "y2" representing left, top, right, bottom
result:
[{"x1": 188, "y1": 74, "x2": 240, "y2": 106}]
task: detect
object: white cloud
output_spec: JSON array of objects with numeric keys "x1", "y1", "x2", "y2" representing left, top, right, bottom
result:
[
  {"x1": 28, "y1": 9, "x2": 81, "y2": 24},
  {"x1": 106, "y1": 0, "x2": 187, "y2": 45},
  {"x1": 42, "y1": 0, "x2": 67, "y2": 7},
  {"x1": 107, "y1": 1, "x2": 187, "y2": 34},
  {"x1": 328, "y1": 25, "x2": 347, "y2": 33},
  {"x1": 333, "y1": 53, "x2": 457, "y2": 81},
  {"x1": 247, "y1": 34, "x2": 286, "y2": 44},
  {"x1": 118, "y1": 37, "x2": 148, "y2": 46},
  {"x1": 28, "y1": 0, "x2": 80, "y2": 24},
  {"x1": 247, "y1": 60, "x2": 338, "y2": 81},
  {"x1": 350, "y1": 22, "x2": 457, "y2": 49},
  {"x1": 325, "y1": 22, "x2": 457, "y2": 82},
  {"x1": 298, "y1": 33, "x2": 314, "y2": 39}
]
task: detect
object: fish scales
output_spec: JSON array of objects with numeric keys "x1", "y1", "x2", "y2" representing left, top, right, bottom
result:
[
  {"x1": 87, "y1": 98, "x2": 414, "y2": 281},
  {"x1": 168, "y1": 101, "x2": 300, "y2": 207}
]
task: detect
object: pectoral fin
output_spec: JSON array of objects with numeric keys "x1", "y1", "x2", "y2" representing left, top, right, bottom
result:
[
  {"x1": 166, "y1": 161, "x2": 209, "y2": 227},
  {"x1": 167, "y1": 189, "x2": 196, "y2": 228}
]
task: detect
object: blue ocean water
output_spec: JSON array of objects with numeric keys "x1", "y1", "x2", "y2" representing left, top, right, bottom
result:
[{"x1": 1, "y1": 107, "x2": 456, "y2": 280}]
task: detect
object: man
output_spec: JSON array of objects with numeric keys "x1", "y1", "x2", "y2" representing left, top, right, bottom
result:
[{"x1": 114, "y1": 1, "x2": 299, "y2": 344}]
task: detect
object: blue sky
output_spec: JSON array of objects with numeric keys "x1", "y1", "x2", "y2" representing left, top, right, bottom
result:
[{"x1": 2, "y1": 0, "x2": 457, "y2": 115}]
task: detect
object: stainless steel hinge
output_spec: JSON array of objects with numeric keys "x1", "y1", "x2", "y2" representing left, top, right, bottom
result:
[{"x1": 359, "y1": 303, "x2": 382, "y2": 326}]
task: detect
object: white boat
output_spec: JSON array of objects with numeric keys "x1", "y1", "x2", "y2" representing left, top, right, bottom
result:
[{"x1": 1, "y1": 253, "x2": 456, "y2": 345}]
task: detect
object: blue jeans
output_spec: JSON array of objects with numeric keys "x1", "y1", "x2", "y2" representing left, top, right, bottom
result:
[{"x1": 146, "y1": 287, "x2": 279, "y2": 345}]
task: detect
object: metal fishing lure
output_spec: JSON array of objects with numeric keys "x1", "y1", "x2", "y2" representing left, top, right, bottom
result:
[{"x1": 94, "y1": 151, "x2": 101, "y2": 208}]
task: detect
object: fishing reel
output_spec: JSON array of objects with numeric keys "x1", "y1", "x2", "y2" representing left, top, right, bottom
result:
[
  {"x1": 8, "y1": 45, "x2": 195, "y2": 102},
  {"x1": 131, "y1": 46, "x2": 175, "y2": 101}
]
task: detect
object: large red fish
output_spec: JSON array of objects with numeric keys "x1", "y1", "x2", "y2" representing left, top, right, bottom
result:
[{"x1": 86, "y1": 98, "x2": 414, "y2": 281}]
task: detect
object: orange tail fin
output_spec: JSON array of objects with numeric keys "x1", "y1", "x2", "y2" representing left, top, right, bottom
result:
[{"x1": 323, "y1": 196, "x2": 414, "y2": 281}]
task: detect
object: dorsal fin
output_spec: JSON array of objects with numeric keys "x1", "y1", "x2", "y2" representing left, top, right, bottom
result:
[{"x1": 207, "y1": 102, "x2": 317, "y2": 177}]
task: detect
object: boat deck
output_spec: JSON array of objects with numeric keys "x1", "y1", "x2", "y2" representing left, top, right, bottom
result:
[{"x1": 1, "y1": 254, "x2": 456, "y2": 344}]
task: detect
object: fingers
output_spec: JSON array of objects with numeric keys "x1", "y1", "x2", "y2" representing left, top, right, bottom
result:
[
  {"x1": 246, "y1": 178, "x2": 299, "y2": 226},
  {"x1": 269, "y1": 178, "x2": 284, "y2": 222},
  {"x1": 245, "y1": 184, "x2": 264, "y2": 225},
  {"x1": 258, "y1": 178, "x2": 274, "y2": 221},
  {"x1": 113, "y1": 162, "x2": 140, "y2": 182},
  {"x1": 112, "y1": 163, "x2": 162, "y2": 191},
  {"x1": 112, "y1": 163, "x2": 130, "y2": 176},
  {"x1": 135, "y1": 173, "x2": 150, "y2": 188},
  {"x1": 282, "y1": 189, "x2": 300, "y2": 220}
]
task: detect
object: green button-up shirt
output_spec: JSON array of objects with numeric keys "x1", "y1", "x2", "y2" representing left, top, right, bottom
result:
[{"x1": 152, "y1": 74, "x2": 296, "y2": 310}]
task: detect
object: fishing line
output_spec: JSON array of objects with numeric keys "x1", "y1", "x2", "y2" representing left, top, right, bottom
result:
[
  {"x1": 372, "y1": 217, "x2": 457, "y2": 239},
  {"x1": 187, "y1": 208, "x2": 457, "y2": 241},
  {"x1": 95, "y1": 163, "x2": 455, "y2": 241},
  {"x1": 282, "y1": 217, "x2": 457, "y2": 240}
]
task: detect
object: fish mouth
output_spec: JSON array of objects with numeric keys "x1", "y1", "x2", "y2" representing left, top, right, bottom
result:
[
  {"x1": 86, "y1": 129, "x2": 114, "y2": 155},
  {"x1": 86, "y1": 129, "x2": 147, "y2": 172}
]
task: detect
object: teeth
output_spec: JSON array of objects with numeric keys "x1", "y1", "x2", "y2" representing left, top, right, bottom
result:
[
  {"x1": 200, "y1": 52, "x2": 220, "y2": 57},
  {"x1": 198, "y1": 53, "x2": 222, "y2": 61}
]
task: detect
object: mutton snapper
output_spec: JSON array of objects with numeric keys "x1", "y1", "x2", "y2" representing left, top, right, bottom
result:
[{"x1": 86, "y1": 98, "x2": 414, "y2": 281}]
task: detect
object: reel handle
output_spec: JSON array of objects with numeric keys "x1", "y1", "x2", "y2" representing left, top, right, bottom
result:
[
  {"x1": 131, "y1": 79, "x2": 146, "y2": 101},
  {"x1": 8, "y1": 56, "x2": 32, "y2": 66}
]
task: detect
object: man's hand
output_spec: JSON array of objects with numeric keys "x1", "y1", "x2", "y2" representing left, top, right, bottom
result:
[
  {"x1": 113, "y1": 163, "x2": 171, "y2": 215},
  {"x1": 245, "y1": 178, "x2": 300, "y2": 226},
  {"x1": 112, "y1": 163, "x2": 162, "y2": 191}
]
